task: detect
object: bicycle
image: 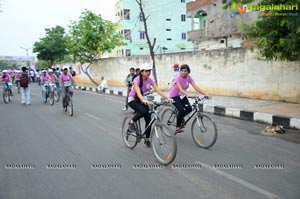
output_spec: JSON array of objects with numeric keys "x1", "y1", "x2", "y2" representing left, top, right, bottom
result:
[
  {"x1": 15, "y1": 79, "x2": 20, "y2": 94},
  {"x1": 54, "y1": 86, "x2": 60, "y2": 102},
  {"x1": 121, "y1": 98, "x2": 177, "y2": 166},
  {"x1": 44, "y1": 81, "x2": 55, "y2": 105},
  {"x1": 63, "y1": 81, "x2": 73, "y2": 116},
  {"x1": 2, "y1": 83, "x2": 11, "y2": 104},
  {"x1": 161, "y1": 96, "x2": 217, "y2": 149}
]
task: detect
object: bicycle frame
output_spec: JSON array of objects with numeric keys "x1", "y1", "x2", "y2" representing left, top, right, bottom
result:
[
  {"x1": 172, "y1": 97, "x2": 207, "y2": 127},
  {"x1": 135, "y1": 103, "x2": 164, "y2": 140}
]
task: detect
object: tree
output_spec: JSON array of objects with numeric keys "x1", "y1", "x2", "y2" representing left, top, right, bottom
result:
[
  {"x1": 33, "y1": 26, "x2": 68, "y2": 66},
  {"x1": 136, "y1": 0, "x2": 158, "y2": 84},
  {"x1": 67, "y1": 9, "x2": 125, "y2": 85},
  {"x1": 225, "y1": 0, "x2": 300, "y2": 61}
]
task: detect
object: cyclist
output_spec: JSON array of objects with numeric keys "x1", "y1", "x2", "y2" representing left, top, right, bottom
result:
[
  {"x1": 60, "y1": 67, "x2": 75, "y2": 108},
  {"x1": 169, "y1": 64, "x2": 211, "y2": 133},
  {"x1": 40, "y1": 70, "x2": 49, "y2": 103},
  {"x1": 127, "y1": 63, "x2": 173, "y2": 147},
  {"x1": 53, "y1": 68, "x2": 61, "y2": 96},
  {"x1": 123, "y1": 67, "x2": 135, "y2": 111},
  {"x1": 1, "y1": 70, "x2": 13, "y2": 96},
  {"x1": 168, "y1": 63, "x2": 180, "y2": 87},
  {"x1": 14, "y1": 70, "x2": 21, "y2": 90},
  {"x1": 47, "y1": 69, "x2": 59, "y2": 92}
]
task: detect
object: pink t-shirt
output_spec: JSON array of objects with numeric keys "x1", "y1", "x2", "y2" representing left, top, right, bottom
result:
[
  {"x1": 128, "y1": 76, "x2": 154, "y2": 101},
  {"x1": 1, "y1": 74, "x2": 11, "y2": 83},
  {"x1": 40, "y1": 75, "x2": 49, "y2": 85},
  {"x1": 60, "y1": 73, "x2": 72, "y2": 87},
  {"x1": 47, "y1": 74, "x2": 56, "y2": 81},
  {"x1": 169, "y1": 74, "x2": 194, "y2": 98}
]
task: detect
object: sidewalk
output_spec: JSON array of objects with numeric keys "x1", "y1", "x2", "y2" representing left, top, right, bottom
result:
[{"x1": 75, "y1": 83, "x2": 300, "y2": 130}]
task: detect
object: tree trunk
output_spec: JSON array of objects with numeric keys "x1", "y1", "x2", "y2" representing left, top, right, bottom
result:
[
  {"x1": 80, "y1": 62, "x2": 99, "y2": 86},
  {"x1": 136, "y1": 0, "x2": 158, "y2": 85}
]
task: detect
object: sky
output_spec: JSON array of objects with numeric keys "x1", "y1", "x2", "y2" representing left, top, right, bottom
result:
[{"x1": 0, "y1": 0, "x2": 116, "y2": 57}]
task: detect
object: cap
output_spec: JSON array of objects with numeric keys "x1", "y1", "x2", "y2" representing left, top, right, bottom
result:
[
  {"x1": 63, "y1": 67, "x2": 68, "y2": 70},
  {"x1": 2, "y1": 70, "x2": 7, "y2": 73},
  {"x1": 173, "y1": 64, "x2": 179, "y2": 69},
  {"x1": 140, "y1": 63, "x2": 152, "y2": 71},
  {"x1": 42, "y1": 70, "x2": 47, "y2": 73},
  {"x1": 48, "y1": 69, "x2": 53, "y2": 72}
]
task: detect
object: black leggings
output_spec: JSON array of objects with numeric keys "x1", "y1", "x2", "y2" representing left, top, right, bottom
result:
[
  {"x1": 172, "y1": 96, "x2": 192, "y2": 127},
  {"x1": 128, "y1": 100, "x2": 151, "y2": 138}
]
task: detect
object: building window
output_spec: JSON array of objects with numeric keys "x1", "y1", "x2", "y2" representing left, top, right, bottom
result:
[
  {"x1": 139, "y1": 31, "x2": 145, "y2": 40},
  {"x1": 166, "y1": 29, "x2": 171, "y2": 31},
  {"x1": 139, "y1": 12, "x2": 144, "y2": 21},
  {"x1": 202, "y1": 19, "x2": 207, "y2": 28},
  {"x1": 124, "y1": 29, "x2": 131, "y2": 41},
  {"x1": 181, "y1": 0, "x2": 185, "y2": 2},
  {"x1": 167, "y1": 38, "x2": 172, "y2": 41},
  {"x1": 181, "y1": 14, "x2": 186, "y2": 22},
  {"x1": 181, "y1": 15, "x2": 185, "y2": 21},
  {"x1": 181, "y1": 33, "x2": 186, "y2": 40},
  {"x1": 166, "y1": 18, "x2": 171, "y2": 21},
  {"x1": 222, "y1": 0, "x2": 227, "y2": 3},
  {"x1": 126, "y1": 49, "x2": 131, "y2": 56},
  {"x1": 193, "y1": 18, "x2": 199, "y2": 30},
  {"x1": 124, "y1": 9, "x2": 130, "y2": 20}
]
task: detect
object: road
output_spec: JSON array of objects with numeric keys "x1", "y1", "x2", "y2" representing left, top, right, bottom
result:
[{"x1": 0, "y1": 84, "x2": 299, "y2": 199}]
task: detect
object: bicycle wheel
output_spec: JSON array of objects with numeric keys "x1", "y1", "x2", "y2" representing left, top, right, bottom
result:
[
  {"x1": 49, "y1": 91, "x2": 54, "y2": 105},
  {"x1": 160, "y1": 108, "x2": 177, "y2": 136},
  {"x1": 191, "y1": 114, "x2": 217, "y2": 149},
  {"x1": 3, "y1": 89, "x2": 8, "y2": 104},
  {"x1": 68, "y1": 96, "x2": 73, "y2": 116},
  {"x1": 151, "y1": 122, "x2": 177, "y2": 165},
  {"x1": 54, "y1": 88, "x2": 60, "y2": 102},
  {"x1": 121, "y1": 116, "x2": 138, "y2": 149}
]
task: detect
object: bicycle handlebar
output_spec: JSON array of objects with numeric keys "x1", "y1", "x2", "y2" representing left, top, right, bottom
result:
[{"x1": 188, "y1": 95, "x2": 209, "y2": 102}]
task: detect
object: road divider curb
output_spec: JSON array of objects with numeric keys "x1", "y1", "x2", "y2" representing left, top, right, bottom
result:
[{"x1": 74, "y1": 85, "x2": 300, "y2": 130}]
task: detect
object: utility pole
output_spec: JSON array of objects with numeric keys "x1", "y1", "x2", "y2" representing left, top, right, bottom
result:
[{"x1": 20, "y1": 46, "x2": 32, "y2": 67}]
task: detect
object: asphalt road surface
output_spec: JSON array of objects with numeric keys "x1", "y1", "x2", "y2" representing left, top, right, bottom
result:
[{"x1": 0, "y1": 84, "x2": 299, "y2": 199}]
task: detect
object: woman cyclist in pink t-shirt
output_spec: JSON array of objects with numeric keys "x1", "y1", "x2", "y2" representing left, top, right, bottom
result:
[
  {"x1": 60, "y1": 67, "x2": 75, "y2": 108},
  {"x1": 127, "y1": 63, "x2": 173, "y2": 147},
  {"x1": 169, "y1": 64, "x2": 211, "y2": 133}
]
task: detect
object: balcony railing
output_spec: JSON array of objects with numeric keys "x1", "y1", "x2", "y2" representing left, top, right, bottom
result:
[{"x1": 187, "y1": 29, "x2": 207, "y2": 42}]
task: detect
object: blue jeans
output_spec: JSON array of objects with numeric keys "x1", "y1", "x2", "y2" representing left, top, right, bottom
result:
[
  {"x1": 2, "y1": 83, "x2": 12, "y2": 95},
  {"x1": 55, "y1": 82, "x2": 61, "y2": 95},
  {"x1": 21, "y1": 85, "x2": 31, "y2": 104},
  {"x1": 41, "y1": 83, "x2": 54, "y2": 102},
  {"x1": 41, "y1": 84, "x2": 47, "y2": 102}
]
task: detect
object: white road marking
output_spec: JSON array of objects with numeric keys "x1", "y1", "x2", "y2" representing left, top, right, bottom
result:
[
  {"x1": 195, "y1": 161, "x2": 279, "y2": 199},
  {"x1": 84, "y1": 113, "x2": 101, "y2": 121}
]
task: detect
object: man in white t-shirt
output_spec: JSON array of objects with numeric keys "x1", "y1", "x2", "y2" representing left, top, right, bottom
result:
[{"x1": 97, "y1": 76, "x2": 108, "y2": 93}]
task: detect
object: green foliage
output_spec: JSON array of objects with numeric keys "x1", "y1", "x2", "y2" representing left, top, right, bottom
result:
[
  {"x1": 223, "y1": 0, "x2": 253, "y2": 10},
  {"x1": 33, "y1": 26, "x2": 68, "y2": 66},
  {"x1": 0, "y1": 60, "x2": 19, "y2": 70},
  {"x1": 35, "y1": 60, "x2": 48, "y2": 69},
  {"x1": 67, "y1": 9, "x2": 125, "y2": 64},
  {"x1": 0, "y1": 60, "x2": 9, "y2": 70},
  {"x1": 227, "y1": 0, "x2": 300, "y2": 61}
]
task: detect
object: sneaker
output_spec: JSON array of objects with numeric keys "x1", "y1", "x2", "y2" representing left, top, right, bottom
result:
[
  {"x1": 128, "y1": 122, "x2": 137, "y2": 132},
  {"x1": 122, "y1": 108, "x2": 128, "y2": 111},
  {"x1": 181, "y1": 118, "x2": 185, "y2": 125},
  {"x1": 144, "y1": 138, "x2": 151, "y2": 148},
  {"x1": 176, "y1": 126, "x2": 184, "y2": 134}
]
